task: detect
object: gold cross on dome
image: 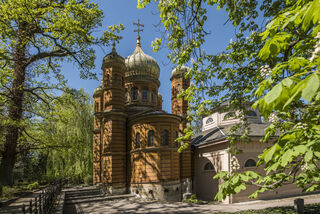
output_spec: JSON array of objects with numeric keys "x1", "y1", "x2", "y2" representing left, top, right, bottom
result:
[{"x1": 133, "y1": 19, "x2": 144, "y2": 36}]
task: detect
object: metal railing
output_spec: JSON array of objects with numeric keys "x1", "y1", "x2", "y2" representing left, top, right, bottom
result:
[{"x1": 21, "y1": 180, "x2": 63, "y2": 214}]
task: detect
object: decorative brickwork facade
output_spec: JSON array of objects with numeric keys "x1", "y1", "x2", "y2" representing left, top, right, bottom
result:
[{"x1": 93, "y1": 39, "x2": 191, "y2": 201}]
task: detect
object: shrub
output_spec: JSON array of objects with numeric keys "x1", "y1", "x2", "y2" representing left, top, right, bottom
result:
[
  {"x1": 0, "y1": 185, "x2": 2, "y2": 197},
  {"x1": 84, "y1": 175, "x2": 93, "y2": 186},
  {"x1": 183, "y1": 194, "x2": 203, "y2": 204},
  {"x1": 1, "y1": 186, "x2": 18, "y2": 199},
  {"x1": 26, "y1": 181, "x2": 39, "y2": 190},
  {"x1": 72, "y1": 176, "x2": 79, "y2": 185}
]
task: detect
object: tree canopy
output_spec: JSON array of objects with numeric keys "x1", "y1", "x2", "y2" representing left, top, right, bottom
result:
[
  {"x1": 138, "y1": 0, "x2": 320, "y2": 200},
  {"x1": 0, "y1": 0, "x2": 123, "y2": 185}
]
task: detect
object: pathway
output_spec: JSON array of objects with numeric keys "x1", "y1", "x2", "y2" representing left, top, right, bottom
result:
[
  {"x1": 62, "y1": 187, "x2": 320, "y2": 213},
  {"x1": 0, "y1": 190, "x2": 42, "y2": 214}
]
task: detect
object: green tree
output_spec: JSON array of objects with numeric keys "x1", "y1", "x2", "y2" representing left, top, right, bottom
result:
[
  {"x1": 0, "y1": 0, "x2": 123, "y2": 186},
  {"x1": 138, "y1": 0, "x2": 320, "y2": 200},
  {"x1": 38, "y1": 89, "x2": 93, "y2": 182}
]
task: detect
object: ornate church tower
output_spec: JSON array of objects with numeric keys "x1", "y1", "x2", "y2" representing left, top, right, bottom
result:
[
  {"x1": 170, "y1": 66, "x2": 192, "y2": 181},
  {"x1": 93, "y1": 44, "x2": 127, "y2": 194},
  {"x1": 171, "y1": 65, "x2": 190, "y2": 118}
]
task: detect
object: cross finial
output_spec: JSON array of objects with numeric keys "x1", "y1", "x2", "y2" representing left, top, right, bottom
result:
[{"x1": 133, "y1": 19, "x2": 144, "y2": 37}]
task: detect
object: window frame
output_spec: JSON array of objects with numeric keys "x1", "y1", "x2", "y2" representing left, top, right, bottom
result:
[
  {"x1": 135, "y1": 132, "x2": 140, "y2": 148},
  {"x1": 206, "y1": 117, "x2": 214, "y2": 124},
  {"x1": 246, "y1": 110, "x2": 258, "y2": 117},
  {"x1": 132, "y1": 88, "x2": 138, "y2": 101},
  {"x1": 147, "y1": 130, "x2": 155, "y2": 147},
  {"x1": 203, "y1": 162, "x2": 215, "y2": 171},
  {"x1": 142, "y1": 89, "x2": 148, "y2": 101},
  {"x1": 244, "y1": 159, "x2": 257, "y2": 168},
  {"x1": 162, "y1": 130, "x2": 169, "y2": 146}
]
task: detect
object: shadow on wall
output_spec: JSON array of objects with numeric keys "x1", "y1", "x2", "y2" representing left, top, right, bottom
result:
[{"x1": 194, "y1": 156, "x2": 219, "y2": 201}]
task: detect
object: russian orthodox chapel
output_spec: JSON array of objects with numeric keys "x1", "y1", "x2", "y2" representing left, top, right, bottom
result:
[
  {"x1": 92, "y1": 32, "x2": 191, "y2": 201},
  {"x1": 93, "y1": 24, "x2": 303, "y2": 204}
]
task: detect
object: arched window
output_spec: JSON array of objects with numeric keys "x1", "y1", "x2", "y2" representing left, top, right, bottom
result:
[
  {"x1": 132, "y1": 88, "x2": 138, "y2": 101},
  {"x1": 148, "y1": 130, "x2": 154, "y2": 146},
  {"x1": 244, "y1": 159, "x2": 256, "y2": 167},
  {"x1": 106, "y1": 74, "x2": 110, "y2": 85},
  {"x1": 162, "y1": 130, "x2": 169, "y2": 146},
  {"x1": 95, "y1": 102, "x2": 99, "y2": 112},
  {"x1": 142, "y1": 89, "x2": 148, "y2": 101},
  {"x1": 136, "y1": 133, "x2": 140, "y2": 148},
  {"x1": 247, "y1": 110, "x2": 257, "y2": 117},
  {"x1": 204, "y1": 162, "x2": 214, "y2": 171},
  {"x1": 206, "y1": 117, "x2": 214, "y2": 124},
  {"x1": 224, "y1": 112, "x2": 236, "y2": 120}
]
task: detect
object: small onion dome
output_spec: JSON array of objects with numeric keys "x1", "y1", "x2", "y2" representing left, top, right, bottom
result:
[
  {"x1": 102, "y1": 43, "x2": 125, "y2": 69},
  {"x1": 125, "y1": 36, "x2": 160, "y2": 80},
  {"x1": 93, "y1": 85, "x2": 103, "y2": 97},
  {"x1": 170, "y1": 65, "x2": 190, "y2": 80}
]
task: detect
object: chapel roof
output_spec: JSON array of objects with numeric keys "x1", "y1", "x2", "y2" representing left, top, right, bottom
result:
[
  {"x1": 102, "y1": 43, "x2": 125, "y2": 68},
  {"x1": 170, "y1": 65, "x2": 190, "y2": 80},
  {"x1": 191, "y1": 123, "x2": 274, "y2": 147},
  {"x1": 125, "y1": 36, "x2": 160, "y2": 80}
]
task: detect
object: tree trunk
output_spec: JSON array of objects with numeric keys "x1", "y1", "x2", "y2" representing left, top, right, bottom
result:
[{"x1": 0, "y1": 22, "x2": 27, "y2": 186}]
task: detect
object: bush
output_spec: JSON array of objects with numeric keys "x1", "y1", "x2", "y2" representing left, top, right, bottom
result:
[
  {"x1": 183, "y1": 194, "x2": 203, "y2": 204},
  {"x1": 26, "y1": 181, "x2": 39, "y2": 190},
  {"x1": 1, "y1": 186, "x2": 18, "y2": 199},
  {"x1": 72, "y1": 176, "x2": 80, "y2": 185},
  {"x1": 84, "y1": 175, "x2": 93, "y2": 186},
  {"x1": 0, "y1": 185, "x2": 2, "y2": 197}
]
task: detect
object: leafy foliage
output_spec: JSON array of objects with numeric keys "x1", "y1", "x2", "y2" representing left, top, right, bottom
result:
[
  {"x1": 183, "y1": 194, "x2": 204, "y2": 204},
  {"x1": 139, "y1": 0, "x2": 320, "y2": 201},
  {"x1": 0, "y1": 0, "x2": 123, "y2": 185},
  {"x1": 39, "y1": 89, "x2": 94, "y2": 181}
]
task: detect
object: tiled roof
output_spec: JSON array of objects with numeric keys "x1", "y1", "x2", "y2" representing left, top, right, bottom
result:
[{"x1": 191, "y1": 123, "x2": 274, "y2": 147}]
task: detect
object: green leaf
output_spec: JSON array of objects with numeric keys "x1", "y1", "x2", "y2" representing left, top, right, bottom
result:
[
  {"x1": 264, "y1": 83, "x2": 282, "y2": 104},
  {"x1": 294, "y1": 145, "x2": 308, "y2": 155},
  {"x1": 234, "y1": 184, "x2": 246, "y2": 193},
  {"x1": 263, "y1": 143, "x2": 281, "y2": 163},
  {"x1": 281, "y1": 149, "x2": 293, "y2": 167},
  {"x1": 301, "y1": 73, "x2": 320, "y2": 101},
  {"x1": 302, "y1": 0, "x2": 320, "y2": 32},
  {"x1": 305, "y1": 150, "x2": 313, "y2": 162}
]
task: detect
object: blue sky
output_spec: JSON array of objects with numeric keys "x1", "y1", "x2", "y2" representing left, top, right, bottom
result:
[{"x1": 61, "y1": 1, "x2": 235, "y2": 112}]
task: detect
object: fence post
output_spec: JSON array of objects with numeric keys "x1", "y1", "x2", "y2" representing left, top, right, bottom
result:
[
  {"x1": 294, "y1": 198, "x2": 304, "y2": 214},
  {"x1": 39, "y1": 193, "x2": 42, "y2": 214},
  {"x1": 29, "y1": 199, "x2": 32, "y2": 214},
  {"x1": 22, "y1": 204, "x2": 25, "y2": 214},
  {"x1": 35, "y1": 196, "x2": 38, "y2": 214}
]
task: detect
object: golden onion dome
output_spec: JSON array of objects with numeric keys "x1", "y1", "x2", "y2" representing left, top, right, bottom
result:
[
  {"x1": 125, "y1": 36, "x2": 160, "y2": 80},
  {"x1": 171, "y1": 65, "x2": 190, "y2": 79}
]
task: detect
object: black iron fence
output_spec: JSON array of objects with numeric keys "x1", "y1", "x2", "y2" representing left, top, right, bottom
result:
[{"x1": 21, "y1": 180, "x2": 63, "y2": 214}]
